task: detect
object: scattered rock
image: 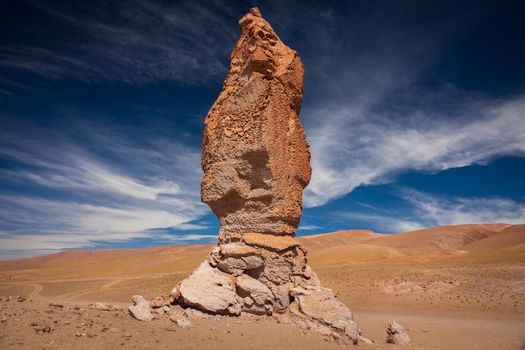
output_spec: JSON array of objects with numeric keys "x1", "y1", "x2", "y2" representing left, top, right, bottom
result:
[
  {"x1": 425, "y1": 281, "x2": 458, "y2": 294},
  {"x1": 168, "y1": 310, "x2": 192, "y2": 328},
  {"x1": 384, "y1": 280, "x2": 459, "y2": 296},
  {"x1": 149, "y1": 296, "x2": 170, "y2": 308},
  {"x1": 386, "y1": 320, "x2": 411, "y2": 345},
  {"x1": 49, "y1": 303, "x2": 64, "y2": 309},
  {"x1": 183, "y1": 308, "x2": 210, "y2": 319},
  {"x1": 128, "y1": 295, "x2": 153, "y2": 322},
  {"x1": 154, "y1": 307, "x2": 165, "y2": 316},
  {"x1": 90, "y1": 302, "x2": 111, "y2": 311},
  {"x1": 34, "y1": 325, "x2": 51, "y2": 334},
  {"x1": 154, "y1": 305, "x2": 171, "y2": 316}
]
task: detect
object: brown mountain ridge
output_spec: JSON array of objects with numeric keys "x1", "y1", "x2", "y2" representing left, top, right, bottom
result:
[{"x1": 0, "y1": 223, "x2": 524, "y2": 350}]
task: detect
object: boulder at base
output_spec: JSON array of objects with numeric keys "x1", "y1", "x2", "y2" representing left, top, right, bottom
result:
[{"x1": 178, "y1": 261, "x2": 242, "y2": 315}]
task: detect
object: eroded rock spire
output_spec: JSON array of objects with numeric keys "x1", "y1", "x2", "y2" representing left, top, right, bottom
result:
[
  {"x1": 132, "y1": 8, "x2": 365, "y2": 345},
  {"x1": 201, "y1": 7, "x2": 311, "y2": 240}
]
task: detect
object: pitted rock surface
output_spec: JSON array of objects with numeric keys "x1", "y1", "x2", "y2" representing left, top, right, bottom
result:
[{"x1": 200, "y1": 6, "x2": 311, "y2": 239}]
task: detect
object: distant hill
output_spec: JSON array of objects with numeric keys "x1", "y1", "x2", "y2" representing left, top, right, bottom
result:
[{"x1": 0, "y1": 223, "x2": 523, "y2": 281}]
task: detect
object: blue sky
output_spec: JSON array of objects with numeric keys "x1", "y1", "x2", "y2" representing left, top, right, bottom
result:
[{"x1": 0, "y1": 0, "x2": 524, "y2": 258}]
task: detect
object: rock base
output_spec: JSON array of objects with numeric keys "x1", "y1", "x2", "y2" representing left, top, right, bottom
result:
[{"x1": 130, "y1": 238, "x2": 364, "y2": 345}]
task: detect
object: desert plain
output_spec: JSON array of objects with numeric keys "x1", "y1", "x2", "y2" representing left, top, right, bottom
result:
[{"x1": 0, "y1": 223, "x2": 524, "y2": 349}]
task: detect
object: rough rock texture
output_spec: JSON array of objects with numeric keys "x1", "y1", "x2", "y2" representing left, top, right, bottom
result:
[
  {"x1": 290, "y1": 286, "x2": 359, "y2": 344},
  {"x1": 200, "y1": 6, "x2": 311, "y2": 239},
  {"x1": 128, "y1": 295, "x2": 153, "y2": 322},
  {"x1": 130, "y1": 7, "x2": 362, "y2": 345},
  {"x1": 167, "y1": 309, "x2": 192, "y2": 328},
  {"x1": 90, "y1": 302, "x2": 112, "y2": 311},
  {"x1": 149, "y1": 296, "x2": 171, "y2": 308},
  {"x1": 236, "y1": 274, "x2": 274, "y2": 315},
  {"x1": 178, "y1": 261, "x2": 242, "y2": 315},
  {"x1": 386, "y1": 320, "x2": 411, "y2": 345}
]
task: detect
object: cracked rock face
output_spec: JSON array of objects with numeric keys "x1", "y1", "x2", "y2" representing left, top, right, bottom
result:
[
  {"x1": 201, "y1": 7, "x2": 311, "y2": 239},
  {"x1": 140, "y1": 7, "x2": 362, "y2": 345},
  {"x1": 178, "y1": 261, "x2": 242, "y2": 315}
]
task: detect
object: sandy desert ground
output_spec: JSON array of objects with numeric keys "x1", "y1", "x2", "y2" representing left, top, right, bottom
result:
[{"x1": 0, "y1": 223, "x2": 524, "y2": 349}]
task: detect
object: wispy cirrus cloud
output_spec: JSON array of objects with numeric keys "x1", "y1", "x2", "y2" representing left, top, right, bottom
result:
[
  {"x1": 338, "y1": 211, "x2": 425, "y2": 233},
  {"x1": 0, "y1": 114, "x2": 215, "y2": 258},
  {"x1": 339, "y1": 189, "x2": 525, "y2": 233},
  {"x1": 0, "y1": 195, "x2": 205, "y2": 234},
  {"x1": 0, "y1": 0, "x2": 238, "y2": 88},
  {"x1": 1, "y1": 1, "x2": 524, "y2": 259},
  {"x1": 304, "y1": 94, "x2": 525, "y2": 207},
  {"x1": 0, "y1": 229, "x2": 217, "y2": 259},
  {"x1": 265, "y1": 1, "x2": 525, "y2": 208},
  {"x1": 401, "y1": 189, "x2": 525, "y2": 227},
  {"x1": 297, "y1": 224, "x2": 321, "y2": 231}
]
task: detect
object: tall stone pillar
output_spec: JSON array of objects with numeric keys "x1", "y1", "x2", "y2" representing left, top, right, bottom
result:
[{"x1": 171, "y1": 8, "x2": 361, "y2": 344}]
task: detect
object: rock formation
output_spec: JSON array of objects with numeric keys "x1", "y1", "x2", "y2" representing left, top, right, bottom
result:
[
  {"x1": 200, "y1": 7, "x2": 311, "y2": 240},
  {"x1": 130, "y1": 7, "x2": 362, "y2": 345},
  {"x1": 386, "y1": 320, "x2": 411, "y2": 345}
]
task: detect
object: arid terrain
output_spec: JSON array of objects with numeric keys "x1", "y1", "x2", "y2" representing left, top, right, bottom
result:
[{"x1": 0, "y1": 223, "x2": 524, "y2": 349}]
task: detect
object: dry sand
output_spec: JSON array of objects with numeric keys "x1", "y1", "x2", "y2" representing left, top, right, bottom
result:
[{"x1": 0, "y1": 223, "x2": 524, "y2": 349}]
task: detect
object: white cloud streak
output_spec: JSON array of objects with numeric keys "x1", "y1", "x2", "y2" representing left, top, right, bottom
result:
[
  {"x1": 0, "y1": 229, "x2": 217, "y2": 257},
  {"x1": 1, "y1": 1, "x2": 524, "y2": 257},
  {"x1": 339, "y1": 190, "x2": 525, "y2": 233},
  {"x1": 297, "y1": 224, "x2": 321, "y2": 231},
  {"x1": 0, "y1": 0, "x2": 238, "y2": 86},
  {"x1": 401, "y1": 190, "x2": 525, "y2": 227},
  {"x1": 0, "y1": 117, "x2": 214, "y2": 258},
  {"x1": 304, "y1": 95, "x2": 525, "y2": 207},
  {"x1": 268, "y1": 1, "x2": 525, "y2": 207},
  {"x1": 0, "y1": 195, "x2": 205, "y2": 234},
  {"x1": 338, "y1": 211, "x2": 426, "y2": 233}
]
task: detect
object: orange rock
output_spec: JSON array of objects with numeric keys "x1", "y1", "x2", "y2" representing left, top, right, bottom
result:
[
  {"x1": 200, "y1": 7, "x2": 311, "y2": 240},
  {"x1": 167, "y1": 9, "x2": 361, "y2": 344},
  {"x1": 243, "y1": 233, "x2": 303, "y2": 252},
  {"x1": 219, "y1": 243, "x2": 261, "y2": 257}
]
